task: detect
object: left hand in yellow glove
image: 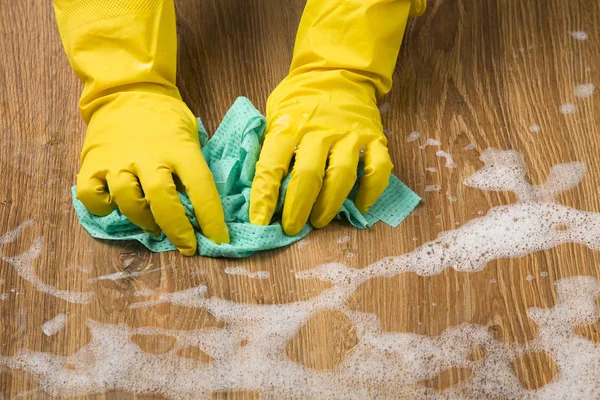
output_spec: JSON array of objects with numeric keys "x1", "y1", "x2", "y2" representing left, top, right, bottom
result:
[
  {"x1": 54, "y1": 0, "x2": 229, "y2": 255},
  {"x1": 250, "y1": 0, "x2": 425, "y2": 236}
]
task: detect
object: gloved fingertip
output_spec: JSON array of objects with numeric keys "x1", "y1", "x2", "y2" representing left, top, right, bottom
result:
[
  {"x1": 178, "y1": 246, "x2": 196, "y2": 257},
  {"x1": 174, "y1": 231, "x2": 197, "y2": 257},
  {"x1": 309, "y1": 213, "x2": 332, "y2": 230},
  {"x1": 354, "y1": 190, "x2": 376, "y2": 215},
  {"x1": 199, "y1": 219, "x2": 230, "y2": 245},
  {"x1": 283, "y1": 221, "x2": 304, "y2": 237},
  {"x1": 249, "y1": 210, "x2": 272, "y2": 226},
  {"x1": 355, "y1": 203, "x2": 370, "y2": 215},
  {"x1": 144, "y1": 228, "x2": 161, "y2": 237},
  {"x1": 212, "y1": 227, "x2": 231, "y2": 245},
  {"x1": 77, "y1": 194, "x2": 116, "y2": 217}
]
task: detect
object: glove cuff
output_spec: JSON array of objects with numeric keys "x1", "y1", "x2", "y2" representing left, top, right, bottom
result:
[
  {"x1": 290, "y1": 0, "x2": 424, "y2": 99},
  {"x1": 54, "y1": 0, "x2": 181, "y2": 123},
  {"x1": 55, "y1": 0, "x2": 164, "y2": 31}
]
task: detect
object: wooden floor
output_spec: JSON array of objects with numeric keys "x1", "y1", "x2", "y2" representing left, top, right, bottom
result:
[{"x1": 1, "y1": 0, "x2": 599, "y2": 398}]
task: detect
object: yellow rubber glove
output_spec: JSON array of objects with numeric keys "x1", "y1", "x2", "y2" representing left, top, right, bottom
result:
[
  {"x1": 249, "y1": 0, "x2": 426, "y2": 236},
  {"x1": 54, "y1": 0, "x2": 229, "y2": 256}
]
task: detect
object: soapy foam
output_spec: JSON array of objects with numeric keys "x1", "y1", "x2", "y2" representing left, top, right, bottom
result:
[
  {"x1": 568, "y1": 31, "x2": 589, "y2": 40},
  {"x1": 224, "y1": 267, "x2": 270, "y2": 280},
  {"x1": 529, "y1": 125, "x2": 541, "y2": 133},
  {"x1": 42, "y1": 314, "x2": 67, "y2": 336},
  {"x1": 407, "y1": 131, "x2": 420, "y2": 142},
  {"x1": 88, "y1": 266, "x2": 167, "y2": 283},
  {"x1": 296, "y1": 239, "x2": 311, "y2": 249},
  {"x1": 133, "y1": 288, "x2": 156, "y2": 297},
  {"x1": 6, "y1": 276, "x2": 600, "y2": 399},
  {"x1": 574, "y1": 83, "x2": 595, "y2": 98},
  {"x1": 337, "y1": 236, "x2": 351, "y2": 244},
  {"x1": 560, "y1": 104, "x2": 577, "y2": 114},
  {"x1": 436, "y1": 150, "x2": 457, "y2": 168},
  {"x1": 425, "y1": 185, "x2": 442, "y2": 192},
  {"x1": 464, "y1": 144, "x2": 476, "y2": 150},
  {"x1": 0, "y1": 219, "x2": 34, "y2": 244},
  {"x1": 2, "y1": 149, "x2": 600, "y2": 398},
  {"x1": 0, "y1": 228, "x2": 93, "y2": 304},
  {"x1": 420, "y1": 138, "x2": 441, "y2": 149},
  {"x1": 425, "y1": 167, "x2": 437, "y2": 172},
  {"x1": 378, "y1": 103, "x2": 390, "y2": 114}
]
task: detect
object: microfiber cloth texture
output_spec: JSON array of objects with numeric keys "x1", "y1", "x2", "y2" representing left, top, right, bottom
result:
[{"x1": 72, "y1": 97, "x2": 421, "y2": 258}]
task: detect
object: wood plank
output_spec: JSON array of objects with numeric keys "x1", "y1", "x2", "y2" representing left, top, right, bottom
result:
[{"x1": 1, "y1": 0, "x2": 599, "y2": 398}]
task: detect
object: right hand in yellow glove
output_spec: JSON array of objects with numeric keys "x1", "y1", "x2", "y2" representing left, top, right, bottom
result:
[
  {"x1": 54, "y1": 0, "x2": 229, "y2": 256},
  {"x1": 250, "y1": 0, "x2": 425, "y2": 236}
]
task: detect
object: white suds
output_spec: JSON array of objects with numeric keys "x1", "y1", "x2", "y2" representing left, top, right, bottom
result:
[
  {"x1": 407, "y1": 131, "x2": 420, "y2": 142},
  {"x1": 526, "y1": 275, "x2": 534, "y2": 281},
  {"x1": 529, "y1": 125, "x2": 541, "y2": 133},
  {"x1": 420, "y1": 138, "x2": 441, "y2": 149},
  {"x1": 133, "y1": 288, "x2": 155, "y2": 297},
  {"x1": 0, "y1": 225, "x2": 93, "y2": 304},
  {"x1": 337, "y1": 236, "x2": 351, "y2": 244},
  {"x1": 378, "y1": 103, "x2": 390, "y2": 114},
  {"x1": 574, "y1": 83, "x2": 596, "y2": 98},
  {"x1": 3, "y1": 149, "x2": 600, "y2": 399},
  {"x1": 0, "y1": 220, "x2": 34, "y2": 244},
  {"x1": 425, "y1": 185, "x2": 442, "y2": 192},
  {"x1": 42, "y1": 314, "x2": 67, "y2": 336},
  {"x1": 69, "y1": 264, "x2": 93, "y2": 273},
  {"x1": 296, "y1": 239, "x2": 311, "y2": 249},
  {"x1": 123, "y1": 257, "x2": 136, "y2": 268},
  {"x1": 224, "y1": 267, "x2": 270, "y2": 280},
  {"x1": 425, "y1": 167, "x2": 437, "y2": 173},
  {"x1": 88, "y1": 266, "x2": 166, "y2": 283},
  {"x1": 464, "y1": 144, "x2": 476, "y2": 150},
  {"x1": 569, "y1": 31, "x2": 589, "y2": 40},
  {"x1": 541, "y1": 272, "x2": 549, "y2": 277},
  {"x1": 436, "y1": 150, "x2": 457, "y2": 168},
  {"x1": 559, "y1": 103, "x2": 577, "y2": 114}
]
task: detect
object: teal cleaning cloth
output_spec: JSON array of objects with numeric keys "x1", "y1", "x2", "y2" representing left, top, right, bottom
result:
[{"x1": 72, "y1": 97, "x2": 421, "y2": 258}]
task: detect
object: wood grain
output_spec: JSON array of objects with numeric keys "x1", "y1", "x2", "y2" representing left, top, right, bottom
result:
[{"x1": 1, "y1": 0, "x2": 599, "y2": 398}]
